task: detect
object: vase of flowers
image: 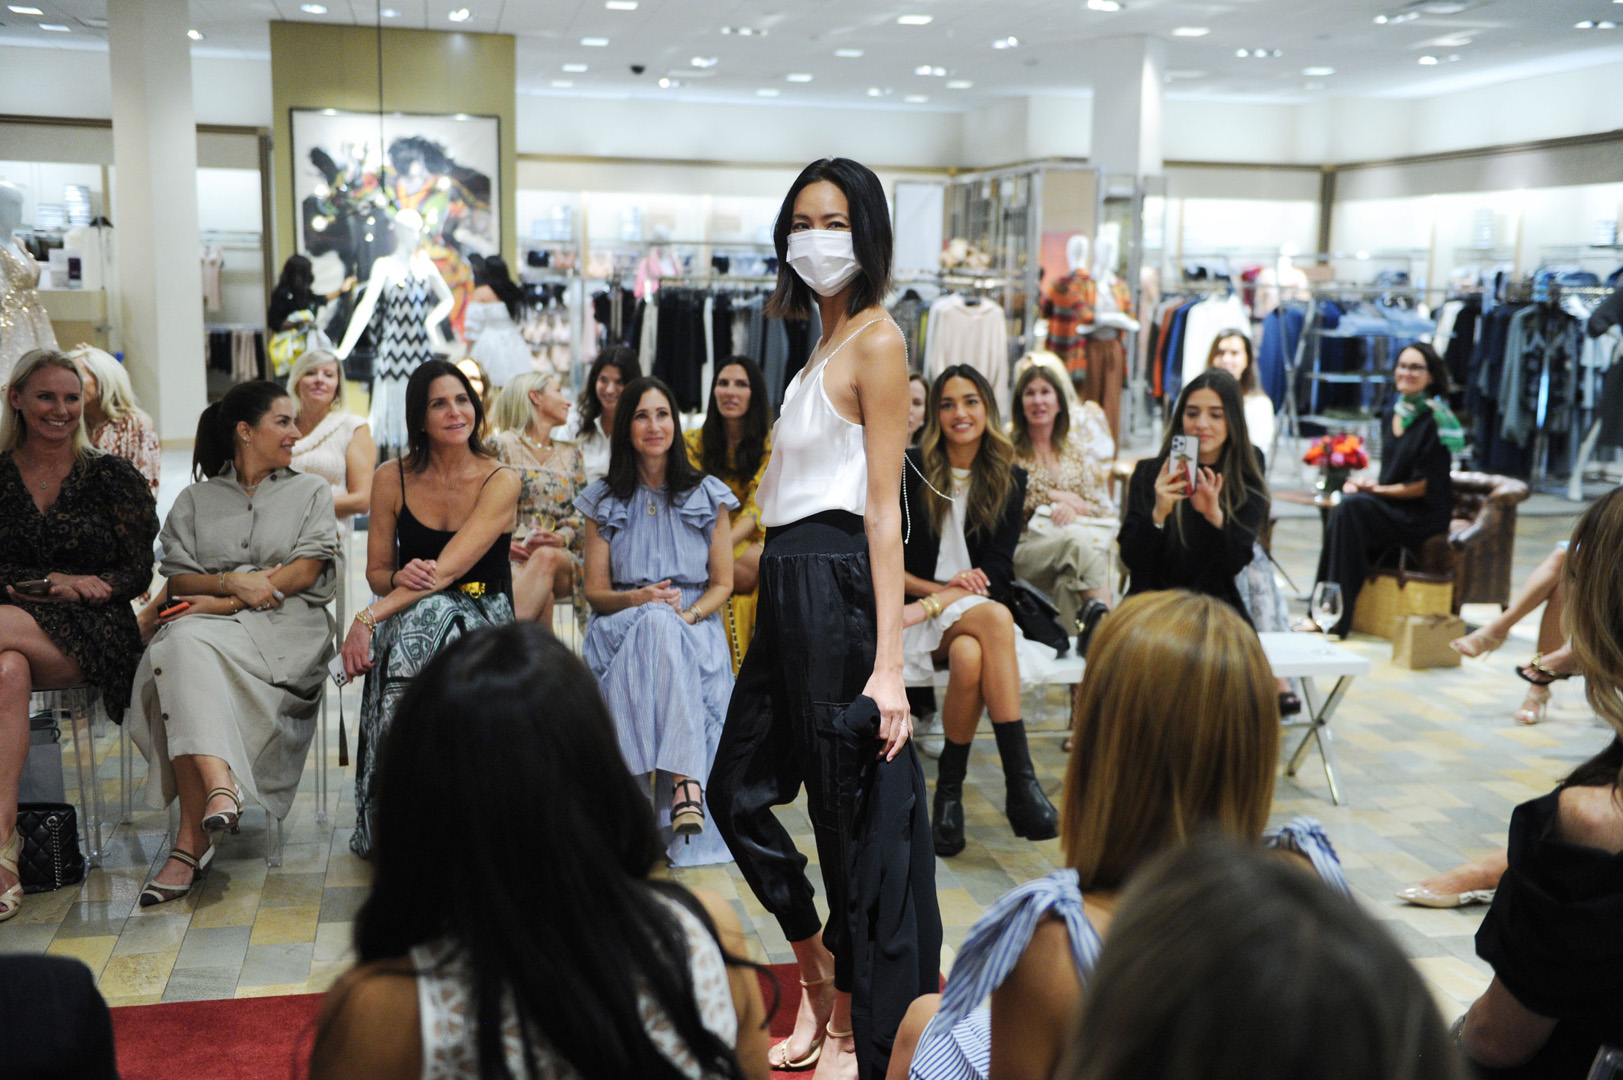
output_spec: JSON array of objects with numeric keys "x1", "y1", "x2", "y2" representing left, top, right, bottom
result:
[{"x1": 1303, "y1": 432, "x2": 1369, "y2": 495}]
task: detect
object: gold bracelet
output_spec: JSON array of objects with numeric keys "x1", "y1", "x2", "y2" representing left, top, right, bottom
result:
[
  {"x1": 217, "y1": 571, "x2": 227, "y2": 595},
  {"x1": 921, "y1": 593, "x2": 942, "y2": 620},
  {"x1": 355, "y1": 607, "x2": 379, "y2": 634},
  {"x1": 686, "y1": 604, "x2": 704, "y2": 621}
]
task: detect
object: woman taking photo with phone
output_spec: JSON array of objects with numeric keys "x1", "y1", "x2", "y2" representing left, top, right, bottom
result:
[{"x1": 709, "y1": 158, "x2": 939, "y2": 1080}]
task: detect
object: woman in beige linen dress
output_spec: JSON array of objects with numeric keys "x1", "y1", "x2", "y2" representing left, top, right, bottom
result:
[{"x1": 130, "y1": 380, "x2": 338, "y2": 906}]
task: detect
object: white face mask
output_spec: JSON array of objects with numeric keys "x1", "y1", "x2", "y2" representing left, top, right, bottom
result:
[{"x1": 787, "y1": 229, "x2": 861, "y2": 297}]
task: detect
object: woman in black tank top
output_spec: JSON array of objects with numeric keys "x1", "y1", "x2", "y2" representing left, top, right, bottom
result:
[{"x1": 340, "y1": 359, "x2": 520, "y2": 857}]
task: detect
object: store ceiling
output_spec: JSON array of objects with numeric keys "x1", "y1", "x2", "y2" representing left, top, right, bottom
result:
[{"x1": 2, "y1": 0, "x2": 1621, "y2": 109}]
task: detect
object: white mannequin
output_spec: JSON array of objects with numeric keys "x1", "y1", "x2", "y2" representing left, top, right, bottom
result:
[
  {"x1": 334, "y1": 209, "x2": 454, "y2": 362},
  {"x1": 1087, "y1": 228, "x2": 1139, "y2": 336},
  {"x1": 0, "y1": 181, "x2": 61, "y2": 386},
  {"x1": 1065, "y1": 234, "x2": 1090, "y2": 275},
  {"x1": 1254, "y1": 242, "x2": 1309, "y2": 318},
  {"x1": 635, "y1": 223, "x2": 682, "y2": 300}
]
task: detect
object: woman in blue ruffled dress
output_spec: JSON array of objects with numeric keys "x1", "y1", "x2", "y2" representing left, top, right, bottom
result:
[
  {"x1": 887, "y1": 589, "x2": 1348, "y2": 1080},
  {"x1": 576, "y1": 376, "x2": 738, "y2": 866}
]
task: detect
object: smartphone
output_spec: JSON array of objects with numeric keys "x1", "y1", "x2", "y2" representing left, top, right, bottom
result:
[
  {"x1": 1168, "y1": 436, "x2": 1198, "y2": 491},
  {"x1": 13, "y1": 579, "x2": 54, "y2": 597},
  {"x1": 328, "y1": 654, "x2": 350, "y2": 687},
  {"x1": 157, "y1": 598, "x2": 191, "y2": 619}
]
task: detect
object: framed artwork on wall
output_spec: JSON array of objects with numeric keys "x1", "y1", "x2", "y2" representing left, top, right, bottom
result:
[{"x1": 289, "y1": 108, "x2": 500, "y2": 335}]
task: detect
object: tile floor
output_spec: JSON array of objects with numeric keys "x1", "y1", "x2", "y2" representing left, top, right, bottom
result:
[{"x1": 0, "y1": 498, "x2": 1604, "y2": 1027}]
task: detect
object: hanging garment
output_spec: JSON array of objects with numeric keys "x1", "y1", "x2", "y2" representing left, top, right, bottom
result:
[
  {"x1": 1082, "y1": 336, "x2": 1126, "y2": 445},
  {"x1": 1256, "y1": 304, "x2": 1304, "y2": 411},
  {"x1": 230, "y1": 329, "x2": 259, "y2": 383},
  {"x1": 924, "y1": 294, "x2": 1010, "y2": 418},
  {"x1": 200, "y1": 244, "x2": 224, "y2": 313},
  {"x1": 1179, "y1": 293, "x2": 1252, "y2": 390},
  {"x1": 370, "y1": 270, "x2": 439, "y2": 457},
  {"x1": 0, "y1": 241, "x2": 60, "y2": 387}
]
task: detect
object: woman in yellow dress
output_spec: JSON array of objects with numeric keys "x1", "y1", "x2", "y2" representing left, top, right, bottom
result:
[{"x1": 685, "y1": 357, "x2": 771, "y2": 672}]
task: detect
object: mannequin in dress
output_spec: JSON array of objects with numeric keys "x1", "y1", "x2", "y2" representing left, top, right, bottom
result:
[
  {"x1": 0, "y1": 181, "x2": 61, "y2": 387},
  {"x1": 335, "y1": 209, "x2": 454, "y2": 458},
  {"x1": 633, "y1": 224, "x2": 682, "y2": 301},
  {"x1": 1254, "y1": 242, "x2": 1310, "y2": 319}
]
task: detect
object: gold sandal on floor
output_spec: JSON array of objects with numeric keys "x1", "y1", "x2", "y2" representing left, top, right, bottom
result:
[
  {"x1": 1449, "y1": 628, "x2": 1506, "y2": 658},
  {"x1": 138, "y1": 845, "x2": 215, "y2": 908},
  {"x1": 201, "y1": 785, "x2": 243, "y2": 835},
  {"x1": 767, "y1": 975, "x2": 834, "y2": 1071},
  {"x1": 0, "y1": 829, "x2": 22, "y2": 923}
]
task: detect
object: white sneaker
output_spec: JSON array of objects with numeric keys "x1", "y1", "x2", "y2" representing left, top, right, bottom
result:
[{"x1": 915, "y1": 712, "x2": 944, "y2": 759}]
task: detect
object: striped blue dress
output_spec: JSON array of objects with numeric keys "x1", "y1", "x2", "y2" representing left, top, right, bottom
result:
[
  {"x1": 576, "y1": 476, "x2": 739, "y2": 866},
  {"x1": 909, "y1": 817, "x2": 1348, "y2": 1080}
]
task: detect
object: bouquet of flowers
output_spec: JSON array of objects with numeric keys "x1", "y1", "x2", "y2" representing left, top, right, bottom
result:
[{"x1": 1302, "y1": 432, "x2": 1369, "y2": 471}]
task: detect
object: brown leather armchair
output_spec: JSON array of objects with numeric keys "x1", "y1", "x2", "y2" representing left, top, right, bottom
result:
[{"x1": 1403, "y1": 471, "x2": 1531, "y2": 612}]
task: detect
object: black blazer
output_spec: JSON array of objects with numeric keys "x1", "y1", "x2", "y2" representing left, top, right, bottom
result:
[
  {"x1": 1118, "y1": 456, "x2": 1267, "y2": 624},
  {"x1": 900, "y1": 447, "x2": 1027, "y2": 604}
]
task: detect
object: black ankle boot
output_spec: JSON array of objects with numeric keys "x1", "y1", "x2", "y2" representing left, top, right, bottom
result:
[
  {"x1": 932, "y1": 739, "x2": 971, "y2": 857},
  {"x1": 994, "y1": 720, "x2": 1059, "y2": 841}
]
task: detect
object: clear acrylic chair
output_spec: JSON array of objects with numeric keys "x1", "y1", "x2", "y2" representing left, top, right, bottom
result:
[{"x1": 29, "y1": 684, "x2": 107, "y2": 868}]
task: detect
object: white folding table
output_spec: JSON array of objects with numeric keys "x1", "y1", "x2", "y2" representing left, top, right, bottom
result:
[{"x1": 1258, "y1": 632, "x2": 1371, "y2": 806}]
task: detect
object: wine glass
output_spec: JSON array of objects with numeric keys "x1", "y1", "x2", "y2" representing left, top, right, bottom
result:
[{"x1": 1310, "y1": 582, "x2": 1343, "y2": 634}]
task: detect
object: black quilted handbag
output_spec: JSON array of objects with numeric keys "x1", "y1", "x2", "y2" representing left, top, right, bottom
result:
[
  {"x1": 1007, "y1": 581, "x2": 1070, "y2": 658},
  {"x1": 16, "y1": 802, "x2": 86, "y2": 894}
]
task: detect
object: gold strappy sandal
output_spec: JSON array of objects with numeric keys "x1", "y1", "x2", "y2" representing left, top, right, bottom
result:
[
  {"x1": 767, "y1": 975, "x2": 835, "y2": 1071},
  {"x1": 0, "y1": 829, "x2": 22, "y2": 923}
]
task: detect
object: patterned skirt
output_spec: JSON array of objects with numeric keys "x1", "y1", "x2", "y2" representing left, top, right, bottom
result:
[{"x1": 350, "y1": 590, "x2": 513, "y2": 857}]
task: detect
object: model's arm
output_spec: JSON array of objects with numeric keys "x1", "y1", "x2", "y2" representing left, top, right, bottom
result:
[{"x1": 853, "y1": 321, "x2": 912, "y2": 760}]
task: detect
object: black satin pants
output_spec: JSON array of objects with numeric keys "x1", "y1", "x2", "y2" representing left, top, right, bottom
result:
[{"x1": 709, "y1": 511, "x2": 941, "y2": 1079}]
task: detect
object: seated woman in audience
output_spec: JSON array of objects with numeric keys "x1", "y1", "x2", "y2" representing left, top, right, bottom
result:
[
  {"x1": 685, "y1": 356, "x2": 771, "y2": 672},
  {"x1": 576, "y1": 376, "x2": 736, "y2": 864},
  {"x1": 1009, "y1": 363, "x2": 1116, "y2": 639},
  {"x1": 341, "y1": 360, "x2": 519, "y2": 858},
  {"x1": 69, "y1": 344, "x2": 161, "y2": 491},
  {"x1": 0, "y1": 349, "x2": 158, "y2": 923},
  {"x1": 556, "y1": 346, "x2": 640, "y2": 485},
  {"x1": 1119, "y1": 369, "x2": 1268, "y2": 624},
  {"x1": 1455, "y1": 487, "x2": 1623, "y2": 1077},
  {"x1": 902, "y1": 364, "x2": 1061, "y2": 857},
  {"x1": 1060, "y1": 839, "x2": 1465, "y2": 1080},
  {"x1": 886, "y1": 590, "x2": 1348, "y2": 1080},
  {"x1": 488, "y1": 371, "x2": 586, "y2": 627},
  {"x1": 1204, "y1": 330, "x2": 1275, "y2": 456},
  {"x1": 310, "y1": 624, "x2": 770, "y2": 1080},
  {"x1": 289, "y1": 348, "x2": 375, "y2": 537},
  {"x1": 908, "y1": 371, "x2": 929, "y2": 446},
  {"x1": 1311, "y1": 343, "x2": 1459, "y2": 636},
  {"x1": 131, "y1": 379, "x2": 337, "y2": 906}
]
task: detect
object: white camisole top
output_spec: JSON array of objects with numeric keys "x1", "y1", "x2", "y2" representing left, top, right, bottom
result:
[{"x1": 758, "y1": 317, "x2": 893, "y2": 528}]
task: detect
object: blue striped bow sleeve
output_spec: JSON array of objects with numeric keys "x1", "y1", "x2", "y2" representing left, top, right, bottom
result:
[{"x1": 1265, "y1": 816, "x2": 1350, "y2": 896}]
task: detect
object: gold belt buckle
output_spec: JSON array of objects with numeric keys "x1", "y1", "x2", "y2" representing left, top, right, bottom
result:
[{"x1": 458, "y1": 581, "x2": 486, "y2": 597}]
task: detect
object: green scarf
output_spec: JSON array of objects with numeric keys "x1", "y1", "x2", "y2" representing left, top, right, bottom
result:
[{"x1": 1395, "y1": 392, "x2": 1465, "y2": 454}]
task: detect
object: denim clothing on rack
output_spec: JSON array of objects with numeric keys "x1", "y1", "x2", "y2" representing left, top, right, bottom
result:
[{"x1": 1256, "y1": 304, "x2": 1304, "y2": 410}]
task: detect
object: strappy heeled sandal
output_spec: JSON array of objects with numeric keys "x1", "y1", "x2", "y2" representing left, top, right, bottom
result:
[
  {"x1": 671, "y1": 778, "x2": 705, "y2": 839},
  {"x1": 1515, "y1": 684, "x2": 1551, "y2": 726},
  {"x1": 767, "y1": 975, "x2": 834, "y2": 1071},
  {"x1": 1516, "y1": 654, "x2": 1573, "y2": 688},
  {"x1": 201, "y1": 786, "x2": 243, "y2": 835},
  {"x1": 138, "y1": 844, "x2": 215, "y2": 908},
  {"x1": 1449, "y1": 628, "x2": 1507, "y2": 658},
  {"x1": 0, "y1": 828, "x2": 22, "y2": 923}
]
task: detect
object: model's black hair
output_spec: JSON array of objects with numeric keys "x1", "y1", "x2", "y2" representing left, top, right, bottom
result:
[
  {"x1": 699, "y1": 356, "x2": 771, "y2": 486},
  {"x1": 345, "y1": 624, "x2": 754, "y2": 1080},
  {"x1": 578, "y1": 346, "x2": 641, "y2": 433},
  {"x1": 475, "y1": 254, "x2": 525, "y2": 322},
  {"x1": 192, "y1": 380, "x2": 288, "y2": 481},
  {"x1": 1063, "y1": 836, "x2": 1468, "y2": 1080},
  {"x1": 766, "y1": 157, "x2": 893, "y2": 320},
  {"x1": 1397, "y1": 340, "x2": 1451, "y2": 398},
  {"x1": 275, "y1": 254, "x2": 315, "y2": 303},
  {"x1": 607, "y1": 377, "x2": 705, "y2": 504},
  {"x1": 401, "y1": 359, "x2": 491, "y2": 473},
  {"x1": 1155, "y1": 369, "x2": 1269, "y2": 550}
]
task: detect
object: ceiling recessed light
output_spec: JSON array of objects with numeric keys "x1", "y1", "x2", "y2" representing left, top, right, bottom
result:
[
  {"x1": 1302, "y1": 66, "x2": 1335, "y2": 76},
  {"x1": 1418, "y1": 54, "x2": 1439, "y2": 64},
  {"x1": 914, "y1": 64, "x2": 946, "y2": 76},
  {"x1": 722, "y1": 26, "x2": 766, "y2": 36},
  {"x1": 897, "y1": 14, "x2": 933, "y2": 25},
  {"x1": 605, "y1": 0, "x2": 638, "y2": 8},
  {"x1": 38, "y1": 22, "x2": 69, "y2": 31},
  {"x1": 1576, "y1": 19, "x2": 1596, "y2": 28},
  {"x1": 992, "y1": 36, "x2": 1019, "y2": 49},
  {"x1": 447, "y1": 8, "x2": 470, "y2": 22},
  {"x1": 551, "y1": 79, "x2": 573, "y2": 88},
  {"x1": 187, "y1": 28, "x2": 204, "y2": 40},
  {"x1": 658, "y1": 77, "x2": 679, "y2": 88},
  {"x1": 1172, "y1": 27, "x2": 1209, "y2": 37},
  {"x1": 1235, "y1": 48, "x2": 1250, "y2": 57},
  {"x1": 757, "y1": 88, "x2": 780, "y2": 96},
  {"x1": 867, "y1": 86, "x2": 887, "y2": 97},
  {"x1": 7, "y1": 4, "x2": 43, "y2": 13},
  {"x1": 946, "y1": 79, "x2": 973, "y2": 89},
  {"x1": 1087, "y1": 0, "x2": 1123, "y2": 10},
  {"x1": 299, "y1": 3, "x2": 326, "y2": 12},
  {"x1": 581, "y1": 37, "x2": 609, "y2": 46},
  {"x1": 691, "y1": 56, "x2": 718, "y2": 67},
  {"x1": 786, "y1": 73, "x2": 813, "y2": 82},
  {"x1": 1599, "y1": 20, "x2": 1619, "y2": 28},
  {"x1": 1373, "y1": 14, "x2": 1388, "y2": 22},
  {"x1": 379, "y1": 8, "x2": 400, "y2": 16},
  {"x1": 835, "y1": 48, "x2": 864, "y2": 58},
  {"x1": 904, "y1": 94, "x2": 929, "y2": 103},
  {"x1": 563, "y1": 63, "x2": 587, "y2": 72}
]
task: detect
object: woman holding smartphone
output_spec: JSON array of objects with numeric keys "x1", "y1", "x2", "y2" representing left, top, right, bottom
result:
[
  {"x1": 1118, "y1": 369, "x2": 1268, "y2": 622},
  {"x1": 708, "y1": 158, "x2": 939, "y2": 1080}
]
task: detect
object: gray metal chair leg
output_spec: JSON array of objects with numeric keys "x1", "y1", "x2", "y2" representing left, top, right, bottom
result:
[
  {"x1": 267, "y1": 813, "x2": 285, "y2": 868},
  {"x1": 65, "y1": 687, "x2": 104, "y2": 867},
  {"x1": 120, "y1": 720, "x2": 133, "y2": 824}
]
